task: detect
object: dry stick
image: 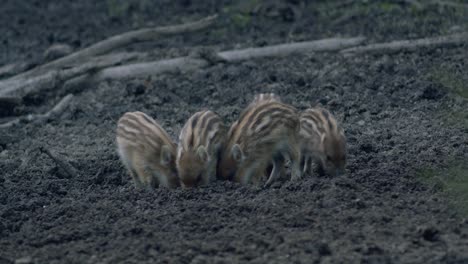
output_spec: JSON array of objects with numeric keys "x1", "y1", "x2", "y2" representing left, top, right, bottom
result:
[
  {"x1": 400, "y1": 0, "x2": 468, "y2": 9},
  {"x1": 430, "y1": 0, "x2": 468, "y2": 8},
  {"x1": 2, "y1": 14, "x2": 218, "y2": 84},
  {"x1": 78, "y1": 37, "x2": 367, "y2": 82},
  {"x1": 0, "y1": 94, "x2": 74, "y2": 129},
  {"x1": 341, "y1": 32, "x2": 468, "y2": 55},
  {"x1": 0, "y1": 62, "x2": 33, "y2": 78},
  {"x1": 0, "y1": 52, "x2": 139, "y2": 97},
  {"x1": 39, "y1": 145, "x2": 79, "y2": 178}
]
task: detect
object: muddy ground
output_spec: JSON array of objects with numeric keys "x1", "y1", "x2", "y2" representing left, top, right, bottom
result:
[{"x1": 1, "y1": 0, "x2": 468, "y2": 263}]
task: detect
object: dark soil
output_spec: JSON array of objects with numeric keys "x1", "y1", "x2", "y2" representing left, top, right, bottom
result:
[{"x1": 1, "y1": 1, "x2": 468, "y2": 263}]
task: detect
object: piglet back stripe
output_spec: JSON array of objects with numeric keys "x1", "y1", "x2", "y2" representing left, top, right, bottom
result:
[
  {"x1": 229, "y1": 102, "x2": 298, "y2": 148},
  {"x1": 117, "y1": 111, "x2": 174, "y2": 150},
  {"x1": 179, "y1": 110, "x2": 224, "y2": 151}
]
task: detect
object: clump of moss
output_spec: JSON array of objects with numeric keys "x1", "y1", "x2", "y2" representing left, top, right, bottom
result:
[
  {"x1": 418, "y1": 161, "x2": 468, "y2": 215},
  {"x1": 428, "y1": 66, "x2": 468, "y2": 130},
  {"x1": 430, "y1": 67, "x2": 468, "y2": 99},
  {"x1": 106, "y1": 0, "x2": 131, "y2": 18},
  {"x1": 379, "y1": 2, "x2": 399, "y2": 12},
  {"x1": 106, "y1": 0, "x2": 151, "y2": 24},
  {"x1": 221, "y1": 0, "x2": 261, "y2": 29},
  {"x1": 444, "y1": 110, "x2": 468, "y2": 130}
]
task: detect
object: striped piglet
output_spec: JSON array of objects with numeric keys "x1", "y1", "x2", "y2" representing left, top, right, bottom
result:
[
  {"x1": 176, "y1": 110, "x2": 227, "y2": 188},
  {"x1": 116, "y1": 111, "x2": 179, "y2": 188}
]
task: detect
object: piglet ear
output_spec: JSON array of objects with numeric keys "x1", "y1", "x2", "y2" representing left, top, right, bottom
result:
[
  {"x1": 231, "y1": 144, "x2": 244, "y2": 162},
  {"x1": 160, "y1": 145, "x2": 173, "y2": 165},
  {"x1": 196, "y1": 146, "x2": 209, "y2": 162}
]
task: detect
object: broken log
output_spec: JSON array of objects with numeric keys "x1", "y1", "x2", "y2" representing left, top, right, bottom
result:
[
  {"x1": 341, "y1": 32, "x2": 468, "y2": 55},
  {"x1": 0, "y1": 94, "x2": 73, "y2": 129}
]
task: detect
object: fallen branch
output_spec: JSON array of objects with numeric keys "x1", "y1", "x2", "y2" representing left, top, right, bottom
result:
[
  {"x1": 0, "y1": 94, "x2": 73, "y2": 129},
  {"x1": 0, "y1": 52, "x2": 139, "y2": 97},
  {"x1": 341, "y1": 32, "x2": 468, "y2": 55},
  {"x1": 428, "y1": 0, "x2": 468, "y2": 9},
  {"x1": 432, "y1": 0, "x2": 468, "y2": 8},
  {"x1": 73, "y1": 36, "x2": 367, "y2": 82},
  {"x1": 0, "y1": 62, "x2": 34, "y2": 78},
  {"x1": 39, "y1": 145, "x2": 78, "y2": 178},
  {"x1": 2, "y1": 15, "x2": 218, "y2": 84}
]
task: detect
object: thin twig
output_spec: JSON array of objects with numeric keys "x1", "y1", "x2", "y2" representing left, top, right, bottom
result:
[
  {"x1": 430, "y1": 0, "x2": 468, "y2": 9},
  {"x1": 0, "y1": 62, "x2": 34, "y2": 78},
  {"x1": 39, "y1": 145, "x2": 78, "y2": 178},
  {"x1": 341, "y1": 32, "x2": 468, "y2": 55},
  {"x1": 219, "y1": 37, "x2": 366, "y2": 61},
  {"x1": 0, "y1": 94, "x2": 74, "y2": 129}
]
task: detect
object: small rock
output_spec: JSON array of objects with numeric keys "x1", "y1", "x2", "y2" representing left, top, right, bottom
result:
[
  {"x1": 15, "y1": 256, "x2": 32, "y2": 264},
  {"x1": 420, "y1": 226, "x2": 440, "y2": 242},
  {"x1": 449, "y1": 25, "x2": 462, "y2": 33},
  {"x1": 317, "y1": 242, "x2": 332, "y2": 256},
  {"x1": 357, "y1": 120, "x2": 365, "y2": 126},
  {"x1": 125, "y1": 82, "x2": 146, "y2": 96},
  {"x1": 372, "y1": 55, "x2": 394, "y2": 73},
  {"x1": 43, "y1": 44, "x2": 73, "y2": 61},
  {"x1": 365, "y1": 244, "x2": 383, "y2": 255},
  {"x1": 353, "y1": 198, "x2": 366, "y2": 209},
  {"x1": 0, "y1": 218, "x2": 6, "y2": 235},
  {"x1": 296, "y1": 77, "x2": 306, "y2": 87},
  {"x1": 153, "y1": 96, "x2": 163, "y2": 105},
  {"x1": 0, "y1": 150, "x2": 9, "y2": 158},
  {"x1": 418, "y1": 83, "x2": 445, "y2": 100},
  {"x1": 360, "y1": 142, "x2": 375, "y2": 153}
]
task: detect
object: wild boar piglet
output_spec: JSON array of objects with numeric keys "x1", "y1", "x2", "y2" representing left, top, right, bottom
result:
[
  {"x1": 299, "y1": 107, "x2": 346, "y2": 176},
  {"x1": 116, "y1": 111, "x2": 179, "y2": 188},
  {"x1": 219, "y1": 101, "x2": 302, "y2": 186},
  {"x1": 177, "y1": 110, "x2": 226, "y2": 188},
  {"x1": 228, "y1": 93, "x2": 283, "y2": 141}
]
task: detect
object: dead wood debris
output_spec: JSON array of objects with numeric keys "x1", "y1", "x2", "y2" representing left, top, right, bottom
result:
[
  {"x1": 0, "y1": 11, "x2": 466, "y2": 102},
  {"x1": 0, "y1": 94, "x2": 74, "y2": 129},
  {"x1": 0, "y1": 14, "x2": 218, "y2": 98},
  {"x1": 74, "y1": 36, "x2": 367, "y2": 82},
  {"x1": 413, "y1": 0, "x2": 468, "y2": 9},
  {"x1": 341, "y1": 32, "x2": 468, "y2": 55},
  {"x1": 1, "y1": 14, "x2": 218, "y2": 85},
  {"x1": 0, "y1": 52, "x2": 139, "y2": 97},
  {"x1": 39, "y1": 145, "x2": 79, "y2": 178}
]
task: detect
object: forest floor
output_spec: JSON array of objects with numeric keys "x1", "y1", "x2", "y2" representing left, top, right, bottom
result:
[{"x1": 0, "y1": 0, "x2": 467, "y2": 263}]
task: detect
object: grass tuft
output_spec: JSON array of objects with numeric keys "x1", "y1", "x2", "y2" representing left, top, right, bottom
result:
[
  {"x1": 418, "y1": 161, "x2": 468, "y2": 215},
  {"x1": 430, "y1": 67, "x2": 468, "y2": 99}
]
